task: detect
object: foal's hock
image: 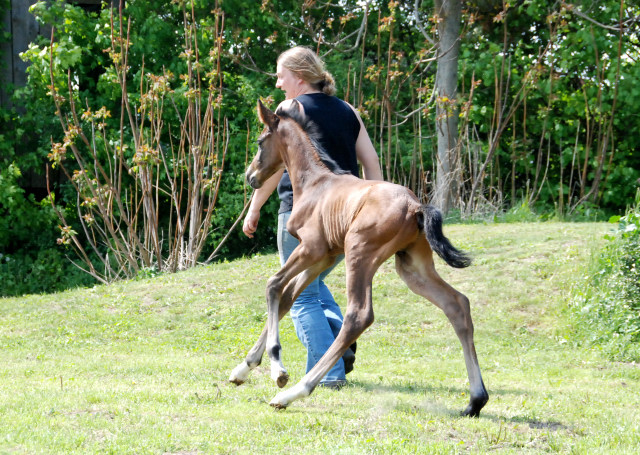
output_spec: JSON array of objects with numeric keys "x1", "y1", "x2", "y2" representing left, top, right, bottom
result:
[{"x1": 230, "y1": 99, "x2": 489, "y2": 416}]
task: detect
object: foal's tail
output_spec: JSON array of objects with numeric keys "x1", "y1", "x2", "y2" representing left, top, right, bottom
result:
[{"x1": 417, "y1": 205, "x2": 472, "y2": 269}]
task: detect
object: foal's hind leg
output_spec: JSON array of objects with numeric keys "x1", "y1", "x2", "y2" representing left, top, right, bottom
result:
[{"x1": 396, "y1": 238, "x2": 489, "y2": 417}]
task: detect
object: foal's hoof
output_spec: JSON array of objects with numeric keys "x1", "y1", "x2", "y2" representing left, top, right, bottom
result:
[
  {"x1": 269, "y1": 400, "x2": 288, "y2": 410},
  {"x1": 461, "y1": 404, "x2": 480, "y2": 418},
  {"x1": 269, "y1": 391, "x2": 290, "y2": 409},
  {"x1": 276, "y1": 372, "x2": 289, "y2": 388},
  {"x1": 229, "y1": 361, "x2": 251, "y2": 386},
  {"x1": 229, "y1": 377, "x2": 244, "y2": 386},
  {"x1": 269, "y1": 382, "x2": 310, "y2": 409},
  {"x1": 461, "y1": 394, "x2": 489, "y2": 418},
  {"x1": 271, "y1": 366, "x2": 289, "y2": 388}
]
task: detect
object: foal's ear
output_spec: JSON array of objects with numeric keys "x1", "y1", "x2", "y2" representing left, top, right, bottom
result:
[
  {"x1": 257, "y1": 99, "x2": 279, "y2": 130},
  {"x1": 288, "y1": 98, "x2": 303, "y2": 114}
]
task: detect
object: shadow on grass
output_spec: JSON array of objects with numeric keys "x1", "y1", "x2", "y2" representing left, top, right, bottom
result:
[
  {"x1": 347, "y1": 379, "x2": 528, "y2": 397},
  {"x1": 228, "y1": 376, "x2": 574, "y2": 433},
  {"x1": 481, "y1": 412, "x2": 574, "y2": 433},
  {"x1": 345, "y1": 379, "x2": 572, "y2": 431}
]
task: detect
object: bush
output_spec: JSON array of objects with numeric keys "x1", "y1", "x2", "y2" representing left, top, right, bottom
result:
[
  {"x1": 0, "y1": 164, "x2": 94, "y2": 296},
  {"x1": 569, "y1": 190, "x2": 640, "y2": 362}
]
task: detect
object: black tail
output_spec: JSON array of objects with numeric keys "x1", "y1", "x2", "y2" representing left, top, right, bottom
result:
[{"x1": 417, "y1": 205, "x2": 472, "y2": 269}]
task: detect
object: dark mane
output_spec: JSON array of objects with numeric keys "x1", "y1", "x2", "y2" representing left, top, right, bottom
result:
[{"x1": 275, "y1": 102, "x2": 350, "y2": 176}]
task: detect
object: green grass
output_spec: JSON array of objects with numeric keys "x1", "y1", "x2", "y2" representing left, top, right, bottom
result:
[{"x1": 2, "y1": 222, "x2": 639, "y2": 454}]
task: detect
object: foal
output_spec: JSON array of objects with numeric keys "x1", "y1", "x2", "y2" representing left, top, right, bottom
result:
[{"x1": 230, "y1": 99, "x2": 489, "y2": 416}]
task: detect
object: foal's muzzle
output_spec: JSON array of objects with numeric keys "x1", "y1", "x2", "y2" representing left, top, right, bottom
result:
[{"x1": 245, "y1": 168, "x2": 262, "y2": 189}]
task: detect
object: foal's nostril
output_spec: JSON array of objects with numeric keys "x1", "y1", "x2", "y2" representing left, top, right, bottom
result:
[
  {"x1": 245, "y1": 171, "x2": 261, "y2": 189},
  {"x1": 245, "y1": 167, "x2": 254, "y2": 183}
]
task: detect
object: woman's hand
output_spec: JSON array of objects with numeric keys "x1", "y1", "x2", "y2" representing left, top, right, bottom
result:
[
  {"x1": 243, "y1": 209, "x2": 260, "y2": 238},
  {"x1": 241, "y1": 169, "x2": 285, "y2": 239}
]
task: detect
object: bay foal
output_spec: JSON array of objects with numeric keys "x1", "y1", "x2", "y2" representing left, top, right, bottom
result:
[{"x1": 229, "y1": 99, "x2": 489, "y2": 416}]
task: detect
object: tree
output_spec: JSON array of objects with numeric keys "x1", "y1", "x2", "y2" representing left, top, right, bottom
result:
[{"x1": 432, "y1": 0, "x2": 462, "y2": 213}]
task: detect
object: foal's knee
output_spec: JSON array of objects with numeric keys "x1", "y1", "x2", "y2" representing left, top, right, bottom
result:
[{"x1": 266, "y1": 276, "x2": 285, "y2": 302}]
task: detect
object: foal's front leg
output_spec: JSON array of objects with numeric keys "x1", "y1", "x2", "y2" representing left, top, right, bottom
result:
[
  {"x1": 230, "y1": 247, "x2": 331, "y2": 388},
  {"x1": 270, "y1": 255, "x2": 378, "y2": 409},
  {"x1": 229, "y1": 326, "x2": 268, "y2": 385},
  {"x1": 264, "y1": 253, "x2": 333, "y2": 388},
  {"x1": 264, "y1": 272, "x2": 292, "y2": 388},
  {"x1": 229, "y1": 271, "x2": 315, "y2": 387}
]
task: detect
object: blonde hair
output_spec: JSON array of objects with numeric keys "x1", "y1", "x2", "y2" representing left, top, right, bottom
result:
[{"x1": 277, "y1": 46, "x2": 336, "y2": 96}]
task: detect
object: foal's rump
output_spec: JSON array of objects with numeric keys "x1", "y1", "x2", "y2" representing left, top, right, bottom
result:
[
  {"x1": 334, "y1": 180, "x2": 471, "y2": 271},
  {"x1": 335, "y1": 180, "x2": 421, "y2": 241}
]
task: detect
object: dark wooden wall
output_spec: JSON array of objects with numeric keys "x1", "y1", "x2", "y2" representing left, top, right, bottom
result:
[
  {"x1": 1, "y1": 1, "x2": 113, "y2": 193},
  {"x1": 1, "y1": 0, "x2": 112, "y2": 108},
  {"x1": 0, "y1": 0, "x2": 49, "y2": 109}
]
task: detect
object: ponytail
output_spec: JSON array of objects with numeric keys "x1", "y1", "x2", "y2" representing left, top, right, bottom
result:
[{"x1": 320, "y1": 71, "x2": 336, "y2": 96}]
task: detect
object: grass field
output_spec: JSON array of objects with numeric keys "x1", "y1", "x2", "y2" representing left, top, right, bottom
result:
[{"x1": 2, "y1": 221, "x2": 639, "y2": 454}]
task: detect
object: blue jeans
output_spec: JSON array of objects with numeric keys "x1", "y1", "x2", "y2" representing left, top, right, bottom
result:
[{"x1": 277, "y1": 211, "x2": 346, "y2": 383}]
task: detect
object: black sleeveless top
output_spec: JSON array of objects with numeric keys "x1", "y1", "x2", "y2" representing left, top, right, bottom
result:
[{"x1": 277, "y1": 93, "x2": 361, "y2": 214}]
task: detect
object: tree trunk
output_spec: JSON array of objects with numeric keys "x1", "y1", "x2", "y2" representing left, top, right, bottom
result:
[{"x1": 432, "y1": 0, "x2": 462, "y2": 213}]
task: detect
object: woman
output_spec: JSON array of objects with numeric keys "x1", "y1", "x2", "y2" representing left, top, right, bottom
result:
[{"x1": 242, "y1": 46, "x2": 383, "y2": 388}]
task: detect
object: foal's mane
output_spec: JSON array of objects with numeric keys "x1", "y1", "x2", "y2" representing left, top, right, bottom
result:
[{"x1": 275, "y1": 102, "x2": 350, "y2": 176}]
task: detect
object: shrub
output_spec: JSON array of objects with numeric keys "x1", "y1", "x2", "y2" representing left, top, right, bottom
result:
[
  {"x1": 0, "y1": 164, "x2": 94, "y2": 296},
  {"x1": 569, "y1": 190, "x2": 640, "y2": 361}
]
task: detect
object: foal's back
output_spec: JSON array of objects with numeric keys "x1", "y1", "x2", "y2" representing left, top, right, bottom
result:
[{"x1": 293, "y1": 173, "x2": 423, "y2": 256}]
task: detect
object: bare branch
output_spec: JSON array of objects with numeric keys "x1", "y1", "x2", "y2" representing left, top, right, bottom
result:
[
  {"x1": 565, "y1": 1, "x2": 638, "y2": 32},
  {"x1": 204, "y1": 193, "x2": 253, "y2": 264},
  {"x1": 326, "y1": 0, "x2": 373, "y2": 54},
  {"x1": 414, "y1": 0, "x2": 436, "y2": 45}
]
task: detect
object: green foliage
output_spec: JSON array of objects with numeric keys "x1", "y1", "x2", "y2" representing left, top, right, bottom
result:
[
  {"x1": 0, "y1": 1, "x2": 100, "y2": 296},
  {"x1": 17, "y1": 0, "x2": 279, "y2": 280},
  {"x1": 3, "y1": 0, "x2": 639, "y2": 294},
  {"x1": 460, "y1": 0, "x2": 640, "y2": 213},
  {"x1": 570, "y1": 190, "x2": 640, "y2": 361},
  {"x1": 0, "y1": 164, "x2": 92, "y2": 296},
  {"x1": 496, "y1": 200, "x2": 545, "y2": 223}
]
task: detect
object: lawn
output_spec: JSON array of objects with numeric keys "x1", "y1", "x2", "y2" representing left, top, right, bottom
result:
[{"x1": 1, "y1": 221, "x2": 639, "y2": 454}]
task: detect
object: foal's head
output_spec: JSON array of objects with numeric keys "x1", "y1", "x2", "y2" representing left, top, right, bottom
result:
[
  {"x1": 246, "y1": 99, "x2": 345, "y2": 189},
  {"x1": 245, "y1": 99, "x2": 291, "y2": 189}
]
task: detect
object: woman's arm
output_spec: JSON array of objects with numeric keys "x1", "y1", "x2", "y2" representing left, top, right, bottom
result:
[
  {"x1": 349, "y1": 104, "x2": 383, "y2": 181},
  {"x1": 242, "y1": 168, "x2": 284, "y2": 238}
]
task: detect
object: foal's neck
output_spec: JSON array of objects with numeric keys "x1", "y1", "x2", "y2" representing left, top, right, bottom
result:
[{"x1": 282, "y1": 123, "x2": 332, "y2": 193}]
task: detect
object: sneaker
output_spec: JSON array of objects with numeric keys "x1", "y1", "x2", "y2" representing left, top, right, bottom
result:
[
  {"x1": 319, "y1": 379, "x2": 347, "y2": 390},
  {"x1": 342, "y1": 341, "x2": 357, "y2": 375}
]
